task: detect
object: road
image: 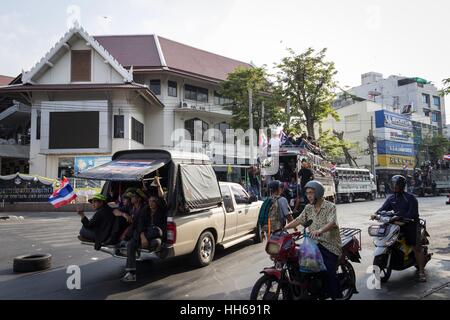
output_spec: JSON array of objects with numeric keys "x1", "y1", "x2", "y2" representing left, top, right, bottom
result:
[{"x1": 0, "y1": 196, "x2": 449, "y2": 300}]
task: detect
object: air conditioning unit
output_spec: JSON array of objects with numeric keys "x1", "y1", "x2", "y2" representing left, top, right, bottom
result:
[{"x1": 179, "y1": 101, "x2": 189, "y2": 109}]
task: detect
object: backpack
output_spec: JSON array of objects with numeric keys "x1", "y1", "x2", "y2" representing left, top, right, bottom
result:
[{"x1": 258, "y1": 196, "x2": 282, "y2": 234}]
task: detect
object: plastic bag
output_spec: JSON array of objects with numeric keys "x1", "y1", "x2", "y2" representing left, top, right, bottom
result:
[{"x1": 298, "y1": 235, "x2": 327, "y2": 273}]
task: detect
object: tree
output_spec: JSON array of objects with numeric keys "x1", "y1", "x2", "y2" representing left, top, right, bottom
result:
[
  {"x1": 317, "y1": 129, "x2": 360, "y2": 166},
  {"x1": 275, "y1": 48, "x2": 339, "y2": 139},
  {"x1": 218, "y1": 66, "x2": 284, "y2": 132},
  {"x1": 442, "y1": 78, "x2": 450, "y2": 95},
  {"x1": 420, "y1": 134, "x2": 450, "y2": 163}
]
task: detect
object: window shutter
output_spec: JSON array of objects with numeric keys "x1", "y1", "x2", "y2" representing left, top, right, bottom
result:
[{"x1": 71, "y1": 50, "x2": 92, "y2": 82}]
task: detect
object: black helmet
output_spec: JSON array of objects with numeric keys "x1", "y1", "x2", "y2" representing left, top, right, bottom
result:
[
  {"x1": 391, "y1": 175, "x2": 407, "y2": 192},
  {"x1": 269, "y1": 180, "x2": 283, "y2": 192},
  {"x1": 304, "y1": 180, "x2": 325, "y2": 200}
]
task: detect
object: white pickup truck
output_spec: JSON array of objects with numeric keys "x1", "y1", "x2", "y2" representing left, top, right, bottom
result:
[{"x1": 76, "y1": 149, "x2": 263, "y2": 267}]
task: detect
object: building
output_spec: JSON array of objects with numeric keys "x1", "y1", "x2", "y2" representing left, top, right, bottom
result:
[
  {"x1": 0, "y1": 75, "x2": 31, "y2": 175},
  {"x1": 320, "y1": 97, "x2": 416, "y2": 184},
  {"x1": 0, "y1": 25, "x2": 252, "y2": 180},
  {"x1": 350, "y1": 72, "x2": 446, "y2": 131}
]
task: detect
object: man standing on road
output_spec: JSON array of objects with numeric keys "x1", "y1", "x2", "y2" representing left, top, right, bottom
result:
[
  {"x1": 262, "y1": 180, "x2": 294, "y2": 236},
  {"x1": 372, "y1": 175, "x2": 427, "y2": 282}
]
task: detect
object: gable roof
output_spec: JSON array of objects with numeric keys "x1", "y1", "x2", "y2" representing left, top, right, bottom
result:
[
  {"x1": 0, "y1": 75, "x2": 14, "y2": 86},
  {"x1": 22, "y1": 23, "x2": 133, "y2": 84},
  {"x1": 94, "y1": 34, "x2": 252, "y2": 82}
]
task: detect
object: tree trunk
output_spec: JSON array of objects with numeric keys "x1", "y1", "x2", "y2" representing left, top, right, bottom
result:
[
  {"x1": 333, "y1": 130, "x2": 358, "y2": 167},
  {"x1": 306, "y1": 118, "x2": 315, "y2": 139}
]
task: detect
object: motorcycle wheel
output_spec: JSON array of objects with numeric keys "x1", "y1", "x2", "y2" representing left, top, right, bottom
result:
[
  {"x1": 250, "y1": 274, "x2": 288, "y2": 300},
  {"x1": 373, "y1": 255, "x2": 392, "y2": 283},
  {"x1": 335, "y1": 261, "x2": 356, "y2": 300}
]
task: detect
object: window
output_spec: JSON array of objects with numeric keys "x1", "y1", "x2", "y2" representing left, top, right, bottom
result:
[
  {"x1": 433, "y1": 96, "x2": 441, "y2": 108},
  {"x1": 185, "y1": 118, "x2": 209, "y2": 141},
  {"x1": 214, "y1": 122, "x2": 231, "y2": 142},
  {"x1": 231, "y1": 185, "x2": 250, "y2": 204},
  {"x1": 424, "y1": 110, "x2": 430, "y2": 117},
  {"x1": 432, "y1": 113, "x2": 438, "y2": 123},
  {"x1": 131, "y1": 117, "x2": 144, "y2": 144},
  {"x1": 113, "y1": 115, "x2": 124, "y2": 138},
  {"x1": 220, "y1": 185, "x2": 234, "y2": 212},
  {"x1": 71, "y1": 50, "x2": 91, "y2": 82},
  {"x1": 49, "y1": 112, "x2": 99, "y2": 149},
  {"x1": 36, "y1": 111, "x2": 41, "y2": 140},
  {"x1": 422, "y1": 93, "x2": 430, "y2": 106},
  {"x1": 184, "y1": 84, "x2": 208, "y2": 102},
  {"x1": 214, "y1": 91, "x2": 233, "y2": 106},
  {"x1": 168, "y1": 81, "x2": 177, "y2": 97},
  {"x1": 58, "y1": 158, "x2": 75, "y2": 178},
  {"x1": 149, "y1": 80, "x2": 161, "y2": 95}
]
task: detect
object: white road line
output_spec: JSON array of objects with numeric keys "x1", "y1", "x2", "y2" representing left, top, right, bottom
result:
[{"x1": 51, "y1": 242, "x2": 82, "y2": 247}]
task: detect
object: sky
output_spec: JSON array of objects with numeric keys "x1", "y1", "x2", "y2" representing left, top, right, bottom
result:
[{"x1": 0, "y1": 0, "x2": 449, "y2": 114}]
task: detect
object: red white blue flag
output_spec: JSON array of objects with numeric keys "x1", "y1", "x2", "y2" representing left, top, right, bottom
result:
[{"x1": 48, "y1": 177, "x2": 77, "y2": 208}]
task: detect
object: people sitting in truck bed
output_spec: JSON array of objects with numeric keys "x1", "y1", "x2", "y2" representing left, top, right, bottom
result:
[
  {"x1": 122, "y1": 179, "x2": 167, "y2": 282},
  {"x1": 77, "y1": 193, "x2": 115, "y2": 250},
  {"x1": 105, "y1": 188, "x2": 135, "y2": 246}
]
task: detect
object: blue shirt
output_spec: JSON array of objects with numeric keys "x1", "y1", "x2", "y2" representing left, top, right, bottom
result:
[{"x1": 378, "y1": 192, "x2": 419, "y2": 220}]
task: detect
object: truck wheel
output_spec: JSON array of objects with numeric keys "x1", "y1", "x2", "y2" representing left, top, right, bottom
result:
[
  {"x1": 191, "y1": 231, "x2": 216, "y2": 267},
  {"x1": 13, "y1": 254, "x2": 52, "y2": 273},
  {"x1": 253, "y1": 224, "x2": 263, "y2": 244}
]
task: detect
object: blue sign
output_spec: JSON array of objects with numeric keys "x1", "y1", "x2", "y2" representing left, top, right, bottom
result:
[
  {"x1": 377, "y1": 140, "x2": 415, "y2": 157},
  {"x1": 74, "y1": 156, "x2": 111, "y2": 175},
  {"x1": 375, "y1": 110, "x2": 412, "y2": 131}
]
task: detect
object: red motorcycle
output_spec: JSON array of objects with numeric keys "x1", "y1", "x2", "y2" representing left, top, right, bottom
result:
[{"x1": 250, "y1": 221, "x2": 361, "y2": 300}]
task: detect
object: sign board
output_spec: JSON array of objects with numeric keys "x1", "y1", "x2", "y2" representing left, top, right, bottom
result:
[
  {"x1": 375, "y1": 110, "x2": 413, "y2": 131},
  {"x1": 0, "y1": 174, "x2": 54, "y2": 203},
  {"x1": 377, "y1": 155, "x2": 416, "y2": 169},
  {"x1": 377, "y1": 140, "x2": 415, "y2": 157},
  {"x1": 74, "y1": 156, "x2": 111, "y2": 175},
  {"x1": 376, "y1": 127, "x2": 414, "y2": 144}
]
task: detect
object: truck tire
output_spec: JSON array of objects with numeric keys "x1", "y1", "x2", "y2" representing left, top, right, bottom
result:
[
  {"x1": 191, "y1": 231, "x2": 215, "y2": 267},
  {"x1": 13, "y1": 254, "x2": 52, "y2": 273}
]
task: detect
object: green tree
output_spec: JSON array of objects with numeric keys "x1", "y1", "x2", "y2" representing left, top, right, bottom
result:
[
  {"x1": 420, "y1": 134, "x2": 450, "y2": 163},
  {"x1": 218, "y1": 66, "x2": 284, "y2": 132},
  {"x1": 317, "y1": 129, "x2": 360, "y2": 166},
  {"x1": 442, "y1": 78, "x2": 450, "y2": 95},
  {"x1": 275, "y1": 48, "x2": 339, "y2": 139}
]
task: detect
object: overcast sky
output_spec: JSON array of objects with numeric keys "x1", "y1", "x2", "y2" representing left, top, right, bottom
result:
[{"x1": 0, "y1": 0, "x2": 448, "y2": 110}]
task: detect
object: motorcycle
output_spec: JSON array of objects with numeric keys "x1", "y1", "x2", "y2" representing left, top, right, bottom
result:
[
  {"x1": 251, "y1": 220, "x2": 361, "y2": 300},
  {"x1": 368, "y1": 210, "x2": 432, "y2": 283}
]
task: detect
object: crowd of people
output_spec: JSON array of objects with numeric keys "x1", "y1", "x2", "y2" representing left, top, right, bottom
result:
[
  {"x1": 281, "y1": 132, "x2": 324, "y2": 157},
  {"x1": 76, "y1": 176, "x2": 167, "y2": 282}
]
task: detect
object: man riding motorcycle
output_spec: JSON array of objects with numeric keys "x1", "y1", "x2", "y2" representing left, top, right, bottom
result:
[
  {"x1": 284, "y1": 180, "x2": 343, "y2": 299},
  {"x1": 371, "y1": 175, "x2": 426, "y2": 282}
]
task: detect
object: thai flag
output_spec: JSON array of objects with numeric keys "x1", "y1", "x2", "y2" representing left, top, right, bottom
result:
[{"x1": 48, "y1": 177, "x2": 77, "y2": 208}]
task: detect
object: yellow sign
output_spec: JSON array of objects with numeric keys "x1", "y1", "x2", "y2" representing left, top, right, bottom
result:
[{"x1": 377, "y1": 155, "x2": 416, "y2": 168}]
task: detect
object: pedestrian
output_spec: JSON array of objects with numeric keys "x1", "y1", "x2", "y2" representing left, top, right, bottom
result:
[{"x1": 379, "y1": 183, "x2": 386, "y2": 198}]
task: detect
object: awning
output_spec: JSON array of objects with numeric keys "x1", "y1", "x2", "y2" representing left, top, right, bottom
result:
[{"x1": 75, "y1": 159, "x2": 168, "y2": 181}]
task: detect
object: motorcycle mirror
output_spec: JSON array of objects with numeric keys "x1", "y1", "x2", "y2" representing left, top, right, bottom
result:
[{"x1": 304, "y1": 219, "x2": 313, "y2": 228}]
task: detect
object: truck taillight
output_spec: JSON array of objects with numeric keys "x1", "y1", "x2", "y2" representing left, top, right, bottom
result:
[{"x1": 166, "y1": 221, "x2": 177, "y2": 245}]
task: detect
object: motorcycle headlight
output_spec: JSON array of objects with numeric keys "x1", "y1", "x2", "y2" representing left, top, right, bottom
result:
[
  {"x1": 368, "y1": 225, "x2": 380, "y2": 237},
  {"x1": 266, "y1": 242, "x2": 281, "y2": 255}
]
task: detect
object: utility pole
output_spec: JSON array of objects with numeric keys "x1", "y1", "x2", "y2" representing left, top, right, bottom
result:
[
  {"x1": 248, "y1": 89, "x2": 254, "y2": 163},
  {"x1": 367, "y1": 115, "x2": 376, "y2": 176},
  {"x1": 261, "y1": 100, "x2": 265, "y2": 130}
]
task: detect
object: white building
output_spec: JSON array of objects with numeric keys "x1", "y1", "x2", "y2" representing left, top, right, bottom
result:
[
  {"x1": 0, "y1": 26, "x2": 252, "y2": 179},
  {"x1": 349, "y1": 72, "x2": 446, "y2": 131}
]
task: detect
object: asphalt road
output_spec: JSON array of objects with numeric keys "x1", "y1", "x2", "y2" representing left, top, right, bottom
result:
[{"x1": 0, "y1": 196, "x2": 449, "y2": 300}]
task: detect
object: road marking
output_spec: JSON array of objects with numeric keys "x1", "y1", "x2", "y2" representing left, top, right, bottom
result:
[{"x1": 51, "y1": 242, "x2": 82, "y2": 247}]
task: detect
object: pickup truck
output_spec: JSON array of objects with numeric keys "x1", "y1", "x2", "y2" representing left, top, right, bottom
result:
[{"x1": 76, "y1": 149, "x2": 263, "y2": 267}]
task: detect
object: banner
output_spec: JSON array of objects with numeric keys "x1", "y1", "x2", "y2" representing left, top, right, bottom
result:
[
  {"x1": 74, "y1": 156, "x2": 111, "y2": 175},
  {"x1": 375, "y1": 110, "x2": 413, "y2": 131},
  {"x1": 377, "y1": 140, "x2": 415, "y2": 156},
  {"x1": 375, "y1": 127, "x2": 414, "y2": 144},
  {"x1": 0, "y1": 174, "x2": 54, "y2": 203},
  {"x1": 377, "y1": 154, "x2": 416, "y2": 169}
]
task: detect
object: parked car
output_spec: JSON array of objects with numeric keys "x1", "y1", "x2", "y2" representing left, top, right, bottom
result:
[{"x1": 76, "y1": 149, "x2": 263, "y2": 267}]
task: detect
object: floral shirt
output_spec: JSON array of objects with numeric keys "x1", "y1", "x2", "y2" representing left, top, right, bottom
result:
[{"x1": 295, "y1": 200, "x2": 342, "y2": 257}]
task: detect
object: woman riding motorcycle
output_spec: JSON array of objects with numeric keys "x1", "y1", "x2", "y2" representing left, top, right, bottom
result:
[{"x1": 284, "y1": 180, "x2": 343, "y2": 299}]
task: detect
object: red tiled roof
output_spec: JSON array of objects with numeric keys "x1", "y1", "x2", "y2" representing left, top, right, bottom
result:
[
  {"x1": 0, "y1": 75, "x2": 14, "y2": 86},
  {"x1": 94, "y1": 35, "x2": 252, "y2": 82}
]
